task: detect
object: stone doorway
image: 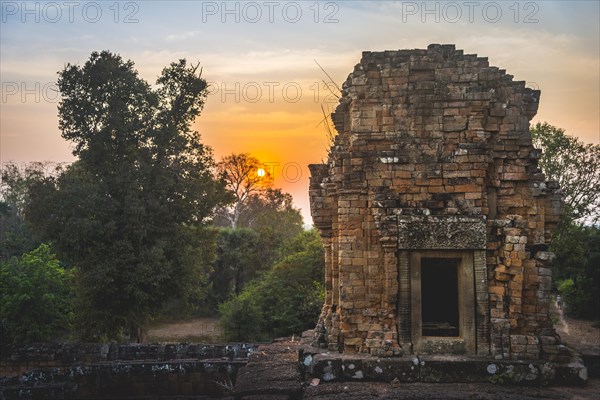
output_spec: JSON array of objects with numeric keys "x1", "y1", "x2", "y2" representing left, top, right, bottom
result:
[
  {"x1": 410, "y1": 251, "x2": 476, "y2": 355},
  {"x1": 421, "y1": 257, "x2": 460, "y2": 337}
]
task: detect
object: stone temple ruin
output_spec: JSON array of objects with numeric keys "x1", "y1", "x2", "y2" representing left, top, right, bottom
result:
[
  {"x1": 309, "y1": 44, "x2": 565, "y2": 361},
  {"x1": 0, "y1": 45, "x2": 590, "y2": 398}
]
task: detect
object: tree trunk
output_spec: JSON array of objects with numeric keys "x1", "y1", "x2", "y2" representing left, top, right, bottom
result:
[
  {"x1": 139, "y1": 318, "x2": 149, "y2": 344},
  {"x1": 130, "y1": 318, "x2": 149, "y2": 344}
]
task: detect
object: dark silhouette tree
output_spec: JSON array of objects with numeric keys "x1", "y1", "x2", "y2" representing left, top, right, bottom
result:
[
  {"x1": 215, "y1": 153, "x2": 272, "y2": 228},
  {"x1": 26, "y1": 51, "x2": 228, "y2": 341}
]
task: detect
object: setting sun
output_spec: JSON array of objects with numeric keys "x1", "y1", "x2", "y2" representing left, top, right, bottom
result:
[{"x1": 256, "y1": 168, "x2": 266, "y2": 178}]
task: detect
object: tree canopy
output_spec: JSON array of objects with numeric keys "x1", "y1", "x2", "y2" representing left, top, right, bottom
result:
[
  {"x1": 215, "y1": 153, "x2": 272, "y2": 228},
  {"x1": 212, "y1": 153, "x2": 303, "y2": 279},
  {"x1": 530, "y1": 122, "x2": 600, "y2": 223},
  {"x1": 26, "y1": 51, "x2": 229, "y2": 341},
  {"x1": 203, "y1": 189, "x2": 304, "y2": 313},
  {"x1": 530, "y1": 122, "x2": 600, "y2": 318}
]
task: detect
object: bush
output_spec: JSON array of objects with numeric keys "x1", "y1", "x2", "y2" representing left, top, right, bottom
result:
[
  {"x1": 219, "y1": 230, "x2": 325, "y2": 341},
  {"x1": 219, "y1": 290, "x2": 263, "y2": 341},
  {"x1": 553, "y1": 224, "x2": 600, "y2": 319},
  {"x1": 0, "y1": 244, "x2": 73, "y2": 343}
]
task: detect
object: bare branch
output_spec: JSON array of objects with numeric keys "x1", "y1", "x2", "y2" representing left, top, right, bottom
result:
[{"x1": 314, "y1": 59, "x2": 341, "y2": 93}]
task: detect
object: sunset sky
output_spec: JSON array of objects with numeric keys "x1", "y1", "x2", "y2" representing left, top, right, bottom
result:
[{"x1": 1, "y1": 1, "x2": 599, "y2": 224}]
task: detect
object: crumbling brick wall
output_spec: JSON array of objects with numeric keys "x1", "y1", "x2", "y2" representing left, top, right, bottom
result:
[{"x1": 309, "y1": 44, "x2": 563, "y2": 360}]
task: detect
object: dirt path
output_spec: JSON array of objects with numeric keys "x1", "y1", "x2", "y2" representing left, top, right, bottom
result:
[
  {"x1": 147, "y1": 318, "x2": 222, "y2": 342},
  {"x1": 557, "y1": 303, "x2": 570, "y2": 335},
  {"x1": 552, "y1": 299, "x2": 600, "y2": 355}
]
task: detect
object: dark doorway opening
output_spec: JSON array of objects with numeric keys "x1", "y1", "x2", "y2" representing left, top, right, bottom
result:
[{"x1": 421, "y1": 258, "x2": 459, "y2": 337}]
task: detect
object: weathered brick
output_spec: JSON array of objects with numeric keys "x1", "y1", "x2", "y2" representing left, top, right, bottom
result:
[{"x1": 307, "y1": 45, "x2": 562, "y2": 361}]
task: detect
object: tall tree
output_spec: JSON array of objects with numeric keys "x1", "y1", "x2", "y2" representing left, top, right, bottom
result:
[
  {"x1": 530, "y1": 122, "x2": 600, "y2": 223},
  {"x1": 215, "y1": 153, "x2": 271, "y2": 228},
  {"x1": 26, "y1": 51, "x2": 228, "y2": 341},
  {"x1": 213, "y1": 153, "x2": 303, "y2": 268}
]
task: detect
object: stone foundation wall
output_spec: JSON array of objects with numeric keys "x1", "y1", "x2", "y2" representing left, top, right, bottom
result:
[
  {"x1": 309, "y1": 44, "x2": 563, "y2": 360},
  {"x1": 1, "y1": 359, "x2": 245, "y2": 399},
  {"x1": 0, "y1": 342, "x2": 255, "y2": 377},
  {"x1": 0, "y1": 343, "x2": 255, "y2": 398}
]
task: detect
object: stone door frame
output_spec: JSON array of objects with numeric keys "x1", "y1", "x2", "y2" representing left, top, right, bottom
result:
[
  {"x1": 394, "y1": 215, "x2": 490, "y2": 356},
  {"x1": 409, "y1": 250, "x2": 475, "y2": 354}
]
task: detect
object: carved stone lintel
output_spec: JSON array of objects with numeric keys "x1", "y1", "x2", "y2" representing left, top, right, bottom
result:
[{"x1": 397, "y1": 215, "x2": 486, "y2": 250}]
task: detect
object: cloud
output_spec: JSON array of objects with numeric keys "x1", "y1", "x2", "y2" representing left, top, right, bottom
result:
[{"x1": 165, "y1": 31, "x2": 200, "y2": 41}]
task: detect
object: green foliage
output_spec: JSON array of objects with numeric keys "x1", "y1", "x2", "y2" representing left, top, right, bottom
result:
[
  {"x1": 553, "y1": 223, "x2": 600, "y2": 319},
  {"x1": 489, "y1": 369, "x2": 515, "y2": 385},
  {"x1": 215, "y1": 228, "x2": 262, "y2": 296},
  {"x1": 530, "y1": 122, "x2": 600, "y2": 319},
  {"x1": 530, "y1": 122, "x2": 600, "y2": 223},
  {"x1": 218, "y1": 291, "x2": 264, "y2": 342},
  {"x1": 198, "y1": 228, "x2": 264, "y2": 315},
  {"x1": 220, "y1": 230, "x2": 325, "y2": 341},
  {"x1": 557, "y1": 278, "x2": 574, "y2": 295},
  {"x1": 203, "y1": 179, "x2": 303, "y2": 315},
  {"x1": 25, "y1": 51, "x2": 228, "y2": 341},
  {"x1": 208, "y1": 154, "x2": 303, "y2": 315},
  {"x1": 0, "y1": 162, "x2": 53, "y2": 260},
  {"x1": 0, "y1": 244, "x2": 73, "y2": 344},
  {"x1": 244, "y1": 188, "x2": 304, "y2": 266}
]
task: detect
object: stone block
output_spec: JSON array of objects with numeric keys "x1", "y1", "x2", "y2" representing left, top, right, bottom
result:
[{"x1": 363, "y1": 358, "x2": 419, "y2": 382}]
